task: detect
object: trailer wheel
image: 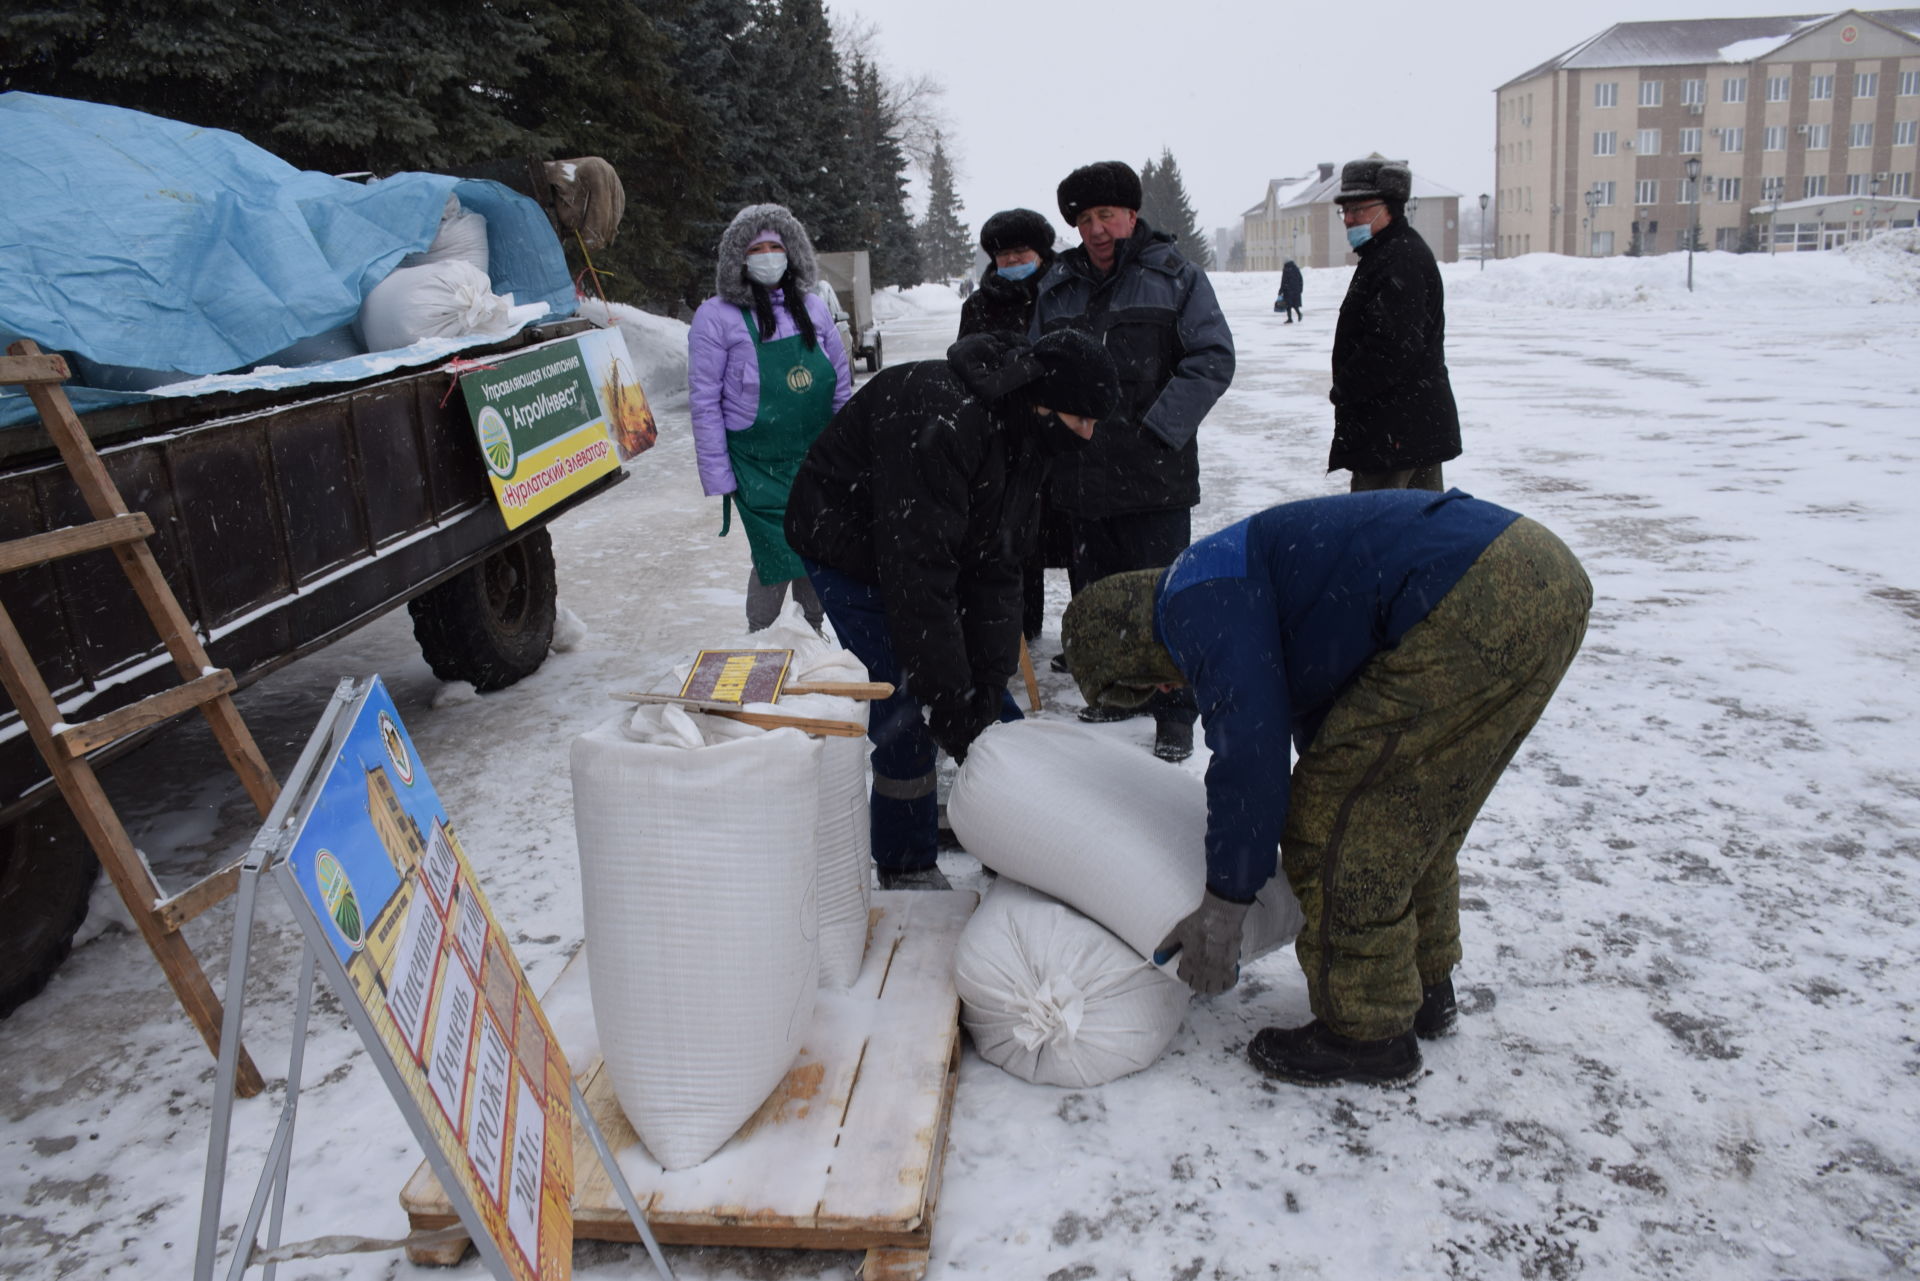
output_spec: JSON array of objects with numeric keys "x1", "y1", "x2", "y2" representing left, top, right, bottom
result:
[
  {"x1": 408, "y1": 529, "x2": 558, "y2": 692},
  {"x1": 865, "y1": 335, "x2": 884, "y2": 374},
  {"x1": 0, "y1": 806, "x2": 100, "y2": 1019}
]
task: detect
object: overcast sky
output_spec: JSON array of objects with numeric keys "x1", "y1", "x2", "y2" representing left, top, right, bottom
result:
[{"x1": 840, "y1": 0, "x2": 1822, "y2": 244}]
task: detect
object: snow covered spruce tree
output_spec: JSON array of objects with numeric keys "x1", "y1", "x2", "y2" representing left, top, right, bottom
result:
[
  {"x1": 1139, "y1": 148, "x2": 1213, "y2": 268},
  {"x1": 847, "y1": 54, "x2": 924, "y2": 288},
  {"x1": 919, "y1": 136, "x2": 973, "y2": 282}
]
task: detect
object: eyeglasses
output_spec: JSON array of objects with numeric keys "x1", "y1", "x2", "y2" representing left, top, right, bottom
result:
[{"x1": 1339, "y1": 201, "x2": 1383, "y2": 222}]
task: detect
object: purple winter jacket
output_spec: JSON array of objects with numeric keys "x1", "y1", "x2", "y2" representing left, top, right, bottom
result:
[{"x1": 687, "y1": 290, "x2": 853, "y2": 496}]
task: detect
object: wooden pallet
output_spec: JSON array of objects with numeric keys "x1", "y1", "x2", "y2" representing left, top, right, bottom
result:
[{"x1": 401, "y1": 889, "x2": 976, "y2": 1280}]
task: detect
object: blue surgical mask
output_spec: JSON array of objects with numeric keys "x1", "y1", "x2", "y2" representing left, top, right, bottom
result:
[
  {"x1": 1346, "y1": 224, "x2": 1373, "y2": 251},
  {"x1": 745, "y1": 252, "x2": 787, "y2": 286},
  {"x1": 997, "y1": 260, "x2": 1039, "y2": 282}
]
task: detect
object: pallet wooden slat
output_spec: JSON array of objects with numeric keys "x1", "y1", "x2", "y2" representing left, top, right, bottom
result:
[
  {"x1": 0, "y1": 512, "x2": 154, "y2": 574},
  {"x1": 153, "y1": 852, "x2": 248, "y2": 933},
  {"x1": 56, "y1": 669, "x2": 237, "y2": 757},
  {"x1": 0, "y1": 351, "x2": 70, "y2": 385}
]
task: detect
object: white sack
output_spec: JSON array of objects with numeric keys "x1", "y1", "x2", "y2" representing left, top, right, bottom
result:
[
  {"x1": 675, "y1": 604, "x2": 871, "y2": 988},
  {"x1": 356, "y1": 259, "x2": 516, "y2": 352},
  {"x1": 947, "y1": 720, "x2": 1305, "y2": 976},
  {"x1": 570, "y1": 712, "x2": 819, "y2": 1170},
  {"x1": 399, "y1": 195, "x2": 492, "y2": 273},
  {"x1": 955, "y1": 879, "x2": 1190, "y2": 1087}
]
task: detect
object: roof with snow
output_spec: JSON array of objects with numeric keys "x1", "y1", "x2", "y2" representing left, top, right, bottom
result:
[
  {"x1": 1277, "y1": 161, "x2": 1464, "y2": 211},
  {"x1": 1501, "y1": 10, "x2": 1920, "y2": 87}
]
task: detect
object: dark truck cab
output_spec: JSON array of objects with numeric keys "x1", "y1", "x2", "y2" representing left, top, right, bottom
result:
[{"x1": 0, "y1": 317, "x2": 623, "y2": 1011}]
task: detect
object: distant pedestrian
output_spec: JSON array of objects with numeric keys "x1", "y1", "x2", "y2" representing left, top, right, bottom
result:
[
  {"x1": 1278, "y1": 259, "x2": 1303, "y2": 323},
  {"x1": 688, "y1": 204, "x2": 853, "y2": 630},
  {"x1": 961, "y1": 207, "x2": 1066, "y2": 640},
  {"x1": 1328, "y1": 159, "x2": 1459, "y2": 492}
]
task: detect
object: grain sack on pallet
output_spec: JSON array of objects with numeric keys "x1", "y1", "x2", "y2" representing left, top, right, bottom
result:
[
  {"x1": 570, "y1": 705, "x2": 820, "y2": 1170},
  {"x1": 947, "y1": 720, "x2": 1305, "y2": 973},
  {"x1": 955, "y1": 878, "x2": 1190, "y2": 1087}
]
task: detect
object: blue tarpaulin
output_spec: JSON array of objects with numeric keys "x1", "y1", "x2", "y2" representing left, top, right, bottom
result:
[{"x1": 0, "y1": 93, "x2": 576, "y2": 419}]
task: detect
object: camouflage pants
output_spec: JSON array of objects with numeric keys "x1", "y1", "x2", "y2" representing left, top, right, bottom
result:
[{"x1": 1283, "y1": 517, "x2": 1592, "y2": 1040}]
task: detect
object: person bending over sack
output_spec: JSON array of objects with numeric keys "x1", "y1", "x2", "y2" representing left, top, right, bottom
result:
[
  {"x1": 786, "y1": 330, "x2": 1120, "y2": 891},
  {"x1": 1062, "y1": 490, "x2": 1590, "y2": 1086}
]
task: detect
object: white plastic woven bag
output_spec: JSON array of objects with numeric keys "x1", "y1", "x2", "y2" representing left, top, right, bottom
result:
[
  {"x1": 399, "y1": 195, "x2": 492, "y2": 273},
  {"x1": 570, "y1": 709, "x2": 820, "y2": 1170},
  {"x1": 947, "y1": 720, "x2": 1304, "y2": 975},
  {"x1": 955, "y1": 879, "x2": 1190, "y2": 1087},
  {"x1": 355, "y1": 259, "x2": 515, "y2": 352}
]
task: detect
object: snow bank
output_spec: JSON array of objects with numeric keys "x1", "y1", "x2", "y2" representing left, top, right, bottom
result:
[
  {"x1": 578, "y1": 297, "x2": 690, "y2": 408},
  {"x1": 873, "y1": 282, "x2": 964, "y2": 322}
]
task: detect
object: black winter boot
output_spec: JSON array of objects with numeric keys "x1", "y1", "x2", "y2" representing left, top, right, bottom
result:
[
  {"x1": 1152, "y1": 719, "x2": 1194, "y2": 762},
  {"x1": 1247, "y1": 1021, "x2": 1421, "y2": 1087},
  {"x1": 1077, "y1": 703, "x2": 1143, "y2": 723},
  {"x1": 877, "y1": 865, "x2": 951, "y2": 892},
  {"x1": 1414, "y1": 976, "x2": 1458, "y2": 1039}
]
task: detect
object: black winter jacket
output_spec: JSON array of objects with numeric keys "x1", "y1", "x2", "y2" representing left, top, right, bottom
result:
[
  {"x1": 1328, "y1": 218, "x2": 1460, "y2": 474},
  {"x1": 959, "y1": 268, "x2": 1040, "y2": 339},
  {"x1": 785, "y1": 337, "x2": 1054, "y2": 714},
  {"x1": 1279, "y1": 261, "x2": 1303, "y2": 309},
  {"x1": 1030, "y1": 220, "x2": 1234, "y2": 519}
]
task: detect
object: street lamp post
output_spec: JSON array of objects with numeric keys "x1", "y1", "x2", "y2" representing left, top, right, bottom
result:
[
  {"x1": 1685, "y1": 156, "x2": 1702, "y2": 291},
  {"x1": 1770, "y1": 195, "x2": 1781, "y2": 254},
  {"x1": 1583, "y1": 187, "x2": 1599, "y2": 256},
  {"x1": 1479, "y1": 192, "x2": 1490, "y2": 269},
  {"x1": 1870, "y1": 172, "x2": 1884, "y2": 239}
]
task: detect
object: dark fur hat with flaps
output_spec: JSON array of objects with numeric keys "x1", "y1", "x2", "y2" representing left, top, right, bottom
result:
[
  {"x1": 1056, "y1": 161, "x2": 1142, "y2": 224},
  {"x1": 714, "y1": 203, "x2": 820, "y2": 307},
  {"x1": 945, "y1": 330, "x2": 1120, "y2": 421},
  {"x1": 1334, "y1": 158, "x2": 1413, "y2": 206},
  {"x1": 980, "y1": 208, "x2": 1056, "y2": 259},
  {"x1": 1062, "y1": 569, "x2": 1185, "y2": 711}
]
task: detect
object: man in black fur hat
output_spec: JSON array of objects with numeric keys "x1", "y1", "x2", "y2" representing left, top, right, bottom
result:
[
  {"x1": 1031, "y1": 160, "x2": 1235, "y2": 763},
  {"x1": 1329, "y1": 158, "x2": 1461, "y2": 492}
]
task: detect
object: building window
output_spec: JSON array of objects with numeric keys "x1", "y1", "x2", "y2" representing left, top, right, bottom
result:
[
  {"x1": 1678, "y1": 178, "x2": 1699, "y2": 205},
  {"x1": 1902, "y1": 70, "x2": 1920, "y2": 96},
  {"x1": 1595, "y1": 180, "x2": 1617, "y2": 206},
  {"x1": 1594, "y1": 131, "x2": 1617, "y2": 156},
  {"x1": 1590, "y1": 230, "x2": 1615, "y2": 256},
  {"x1": 1805, "y1": 123, "x2": 1831, "y2": 149},
  {"x1": 1893, "y1": 172, "x2": 1914, "y2": 196},
  {"x1": 1636, "y1": 178, "x2": 1659, "y2": 204},
  {"x1": 1719, "y1": 126, "x2": 1745, "y2": 152},
  {"x1": 1849, "y1": 122, "x2": 1873, "y2": 148},
  {"x1": 1717, "y1": 177, "x2": 1742, "y2": 203},
  {"x1": 1764, "y1": 125, "x2": 1787, "y2": 151},
  {"x1": 1767, "y1": 75, "x2": 1791, "y2": 102},
  {"x1": 1897, "y1": 119, "x2": 1918, "y2": 146},
  {"x1": 1595, "y1": 81, "x2": 1618, "y2": 108},
  {"x1": 1638, "y1": 128, "x2": 1661, "y2": 155},
  {"x1": 1714, "y1": 227, "x2": 1745, "y2": 250},
  {"x1": 1846, "y1": 173, "x2": 1872, "y2": 195},
  {"x1": 1761, "y1": 175, "x2": 1785, "y2": 201},
  {"x1": 1804, "y1": 174, "x2": 1827, "y2": 198},
  {"x1": 1639, "y1": 80, "x2": 1663, "y2": 107},
  {"x1": 1724, "y1": 77, "x2": 1747, "y2": 104},
  {"x1": 1810, "y1": 74, "x2": 1834, "y2": 100},
  {"x1": 1855, "y1": 72, "x2": 1878, "y2": 98},
  {"x1": 1680, "y1": 127, "x2": 1702, "y2": 154},
  {"x1": 1682, "y1": 78, "x2": 1706, "y2": 106}
]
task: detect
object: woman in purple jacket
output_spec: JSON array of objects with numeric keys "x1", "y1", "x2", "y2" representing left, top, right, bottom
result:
[{"x1": 688, "y1": 204, "x2": 854, "y2": 630}]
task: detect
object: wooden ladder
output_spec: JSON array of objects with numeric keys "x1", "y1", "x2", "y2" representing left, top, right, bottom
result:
[{"x1": 0, "y1": 340, "x2": 273, "y2": 1097}]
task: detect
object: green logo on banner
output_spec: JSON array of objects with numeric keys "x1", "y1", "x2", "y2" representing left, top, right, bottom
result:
[
  {"x1": 477, "y1": 406, "x2": 515, "y2": 479},
  {"x1": 316, "y1": 850, "x2": 364, "y2": 949}
]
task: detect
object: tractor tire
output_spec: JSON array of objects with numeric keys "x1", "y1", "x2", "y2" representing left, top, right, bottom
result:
[
  {"x1": 865, "y1": 334, "x2": 884, "y2": 374},
  {"x1": 0, "y1": 804, "x2": 100, "y2": 1018},
  {"x1": 408, "y1": 528, "x2": 558, "y2": 692}
]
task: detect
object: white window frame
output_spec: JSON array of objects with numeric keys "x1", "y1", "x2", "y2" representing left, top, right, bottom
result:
[
  {"x1": 1896, "y1": 119, "x2": 1918, "y2": 147},
  {"x1": 1719, "y1": 126, "x2": 1745, "y2": 153},
  {"x1": 1766, "y1": 75, "x2": 1791, "y2": 102},
  {"x1": 1803, "y1": 174, "x2": 1827, "y2": 198},
  {"x1": 1902, "y1": 70, "x2": 1920, "y2": 96},
  {"x1": 1680, "y1": 127, "x2": 1702, "y2": 154},
  {"x1": 1805, "y1": 122, "x2": 1831, "y2": 150},
  {"x1": 1855, "y1": 72, "x2": 1878, "y2": 98},
  {"x1": 1635, "y1": 178, "x2": 1659, "y2": 204},
  {"x1": 1678, "y1": 178, "x2": 1699, "y2": 205},
  {"x1": 1594, "y1": 180, "x2": 1617, "y2": 207},
  {"x1": 1595, "y1": 81, "x2": 1618, "y2": 108},
  {"x1": 1849, "y1": 121, "x2": 1873, "y2": 148},
  {"x1": 1639, "y1": 80, "x2": 1663, "y2": 107},
  {"x1": 1764, "y1": 125, "x2": 1787, "y2": 151},
  {"x1": 1590, "y1": 229, "x2": 1615, "y2": 256},
  {"x1": 1717, "y1": 176, "x2": 1742, "y2": 203},
  {"x1": 1892, "y1": 172, "x2": 1914, "y2": 196},
  {"x1": 1761, "y1": 175, "x2": 1786, "y2": 201},
  {"x1": 1810, "y1": 74, "x2": 1834, "y2": 101},
  {"x1": 1637, "y1": 128, "x2": 1661, "y2": 155},
  {"x1": 1682, "y1": 78, "x2": 1706, "y2": 106},
  {"x1": 1723, "y1": 77, "x2": 1747, "y2": 104},
  {"x1": 1845, "y1": 173, "x2": 1871, "y2": 196},
  {"x1": 1594, "y1": 131, "x2": 1618, "y2": 157}
]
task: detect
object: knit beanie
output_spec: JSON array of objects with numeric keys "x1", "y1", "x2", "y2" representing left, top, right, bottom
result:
[
  {"x1": 1028, "y1": 330, "x2": 1121, "y2": 421},
  {"x1": 981, "y1": 208, "x2": 1056, "y2": 258},
  {"x1": 1062, "y1": 570, "x2": 1185, "y2": 710},
  {"x1": 749, "y1": 228, "x2": 785, "y2": 249},
  {"x1": 1057, "y1": 161, "x2": 1142, "y2": 224}
]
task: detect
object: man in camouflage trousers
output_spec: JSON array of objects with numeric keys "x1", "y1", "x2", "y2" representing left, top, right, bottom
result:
[{"x1": 1062, "y1": 489, "x2": 1590, "y2": 1086}]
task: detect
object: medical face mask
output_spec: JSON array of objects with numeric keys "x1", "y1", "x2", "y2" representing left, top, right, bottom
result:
[
  {"x1": 745, "y1": 252, "x2": 788, "y2": 286},
  {"x1": 997, "y1": 259, "x2": 1039, "y2": 282},
  {"x1": 1346, "y1": 224, "x2": 1373, "y2": 251}
]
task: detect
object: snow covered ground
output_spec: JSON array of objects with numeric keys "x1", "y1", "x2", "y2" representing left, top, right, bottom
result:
[{"x1": 3, "y1": 238, "x2": 1918, "y2": 1280}]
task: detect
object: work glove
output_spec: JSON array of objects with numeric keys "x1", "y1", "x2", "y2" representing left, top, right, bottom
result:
[
  {"x1": 1154, "y1": 890, "x2": 1252, "y2": 996},
  {"x1": 927, "y1": 689, "x2": 997, "y2": 763}
]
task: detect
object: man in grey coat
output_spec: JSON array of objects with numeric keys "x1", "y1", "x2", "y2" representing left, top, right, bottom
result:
[{"x1": 1031, "y1": 160, "x2": 1235, "y2": 762}]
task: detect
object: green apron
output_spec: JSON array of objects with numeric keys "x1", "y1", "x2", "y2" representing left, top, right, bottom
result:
[{"x1": 722, "y1": 305, "x2": 837, "y2": 583}]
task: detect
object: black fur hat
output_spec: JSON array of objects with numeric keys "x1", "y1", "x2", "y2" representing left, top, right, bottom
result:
[
  {"x1": 1334, "y1": 159, "x2": 1413, "y2": 206},
  {"x1": 1028, "y1": 329, "x2": 1120, "y2": 421},
  {"x1": 1056, "y1": 162, "x2": 1142, "y2": 224},
  {"x1": 981, "y1": 208, "x2": 1056, "y2": 258}
]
